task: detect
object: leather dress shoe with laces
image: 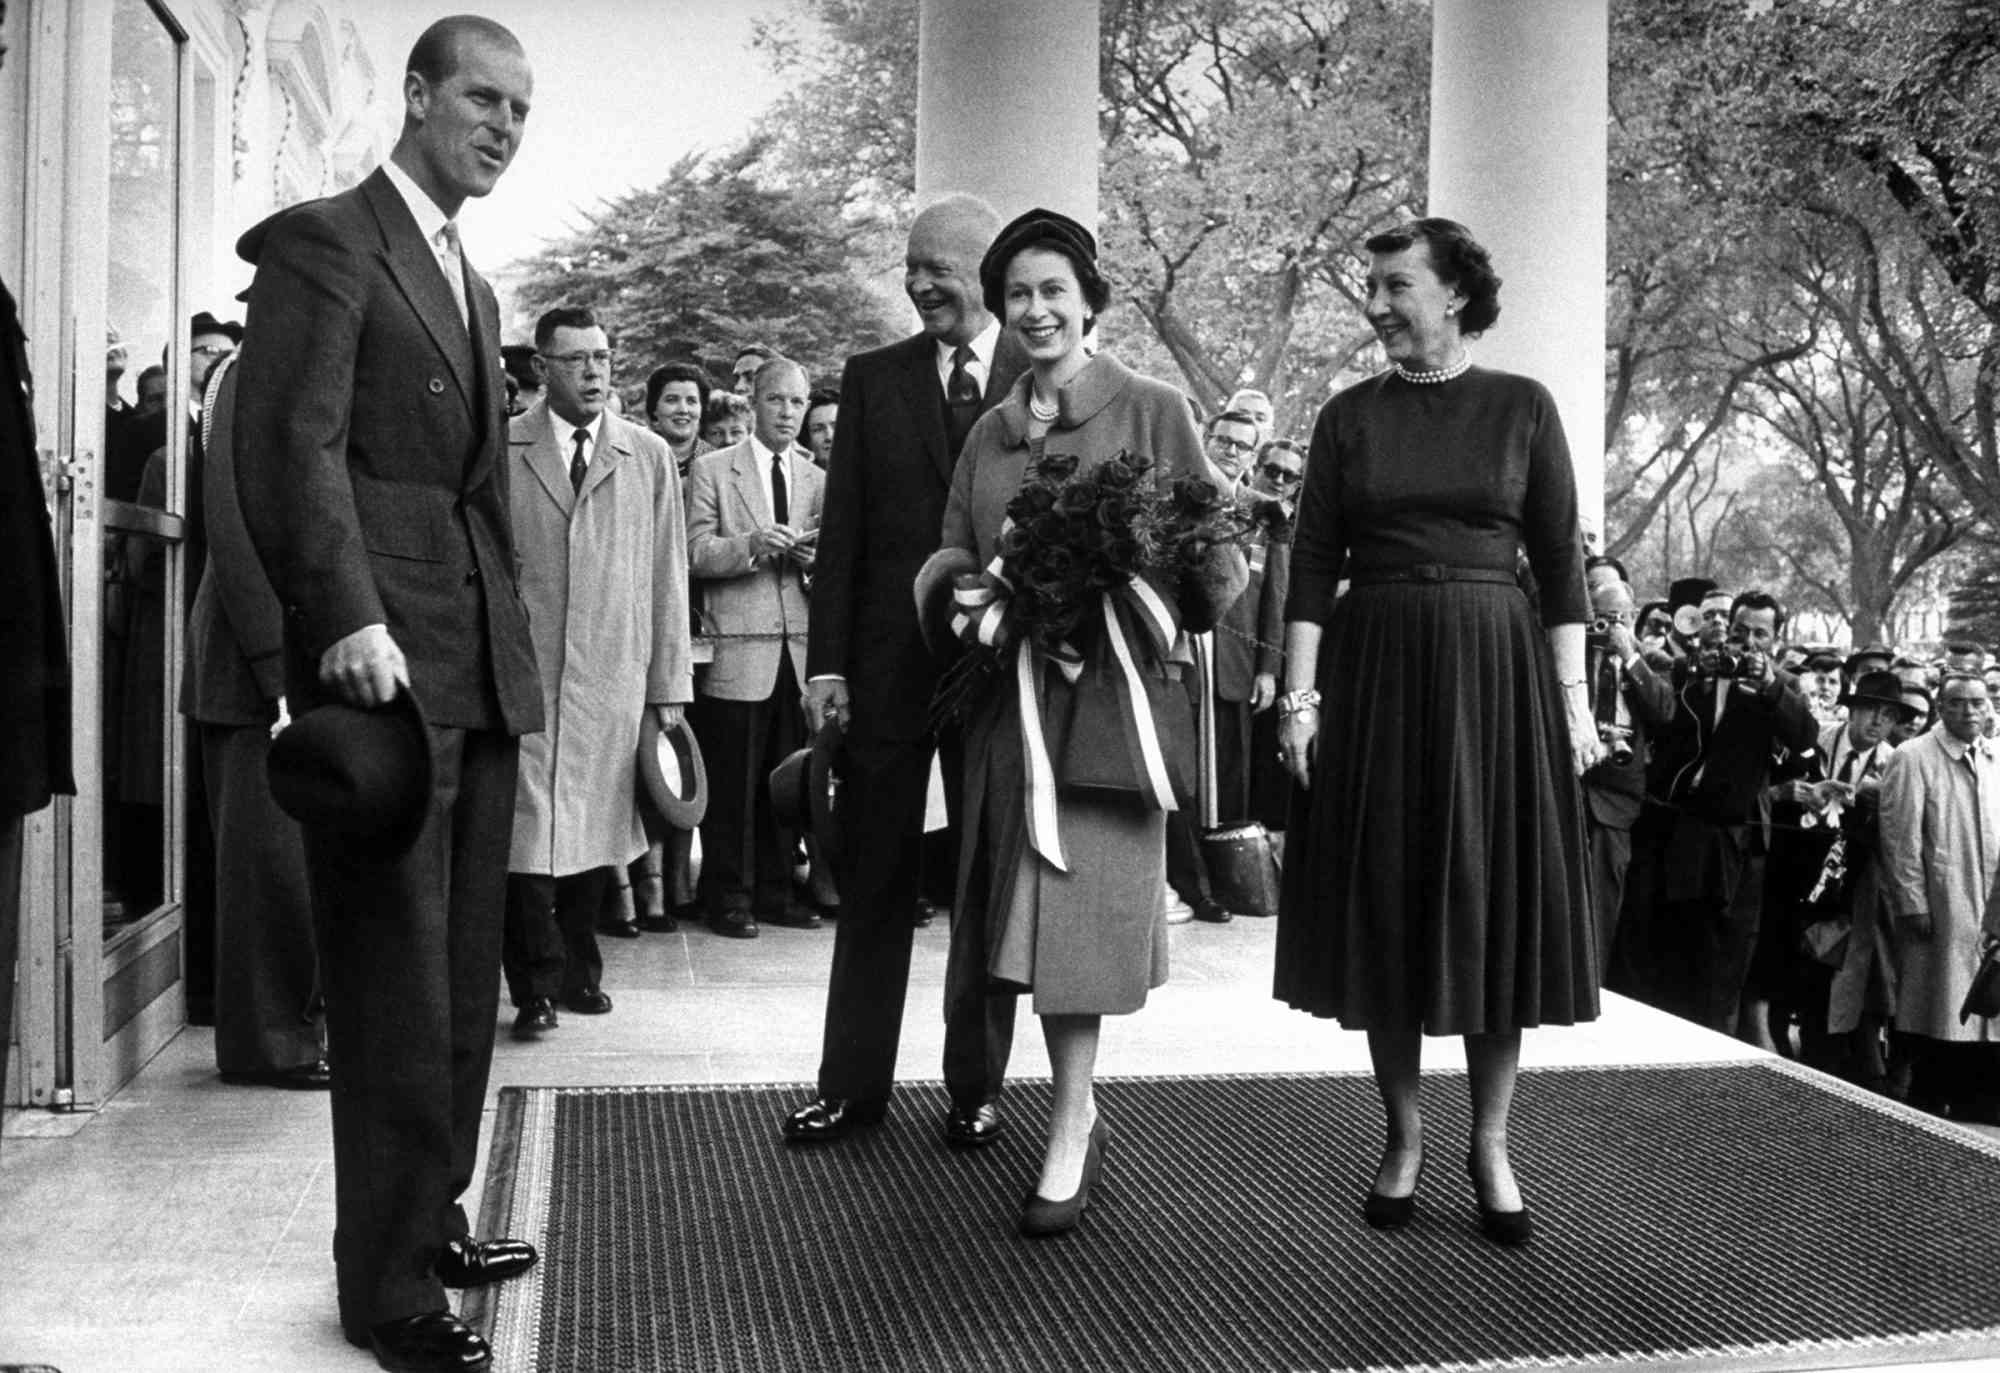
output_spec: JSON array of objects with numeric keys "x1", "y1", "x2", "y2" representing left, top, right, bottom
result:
[
  {"x1": 511, "y1": 997, "x2": 558, "y2": 1039},
  {"x1": 707, "y1": 908, "x2": 760, "y2": 939},
  {"x1": 597, "y1": 912, "x2": 641, "y2": 939},
  {"x1": 944, "y1": 1101, "x2": 1004, "y2": 1148},
  {"x1": 435, "y1": 1235, "x2": 539, "y2": 1287},
  {"x1": 361, "y1": 1310, "x2": 491, "y2": 1372},
  {"x1": 635, "y1": 910, "x2": 679, "y2": 933},
  {"x1": 765, "y1": 900, "x2": 824, "y2": 930},
  {"x1": 1192, "y1": 897, "x2": 1234, "y2": 924},
  {"x1": 781, "y1": 1095, "x2": 887, "y2": 1143},
  {"x1": 563, "y1": 987, "x2": 613, "y2": 1015},
  {"x1": 219, "y1": 1058, "x2": 331, "y2": 1089}
]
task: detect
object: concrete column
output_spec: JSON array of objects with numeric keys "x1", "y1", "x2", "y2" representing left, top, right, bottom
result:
[
  {"x1": 1429, "y1": 0, "x2": 1608, "y2": 540},
  {"x1": 915, "y1": 0, "x2": 1099, "y2": 231}
]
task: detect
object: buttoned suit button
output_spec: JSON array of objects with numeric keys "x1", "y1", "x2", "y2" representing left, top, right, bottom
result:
[{"x1": 428, "y1": 378, "x2": 445, "y2": 394}]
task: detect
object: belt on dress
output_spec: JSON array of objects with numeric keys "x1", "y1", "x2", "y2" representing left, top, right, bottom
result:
[{"x1": 1347, "y1": 564, "x2": 1518, "y2": 586}]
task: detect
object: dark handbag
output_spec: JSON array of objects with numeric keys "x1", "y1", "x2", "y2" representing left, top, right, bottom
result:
[
  {"x1": 1059, "y1": 662, "x2": 1196, "y2": 808},
  {"x1": 1201, "y1": 822, "x2": 1281, "y2": 918},
  {"x1": 1962, "y1": 939, "x2": 2000, "y2": 1024},
  {"x1": 1798, "y1": 917, "x2": 1851, "y2": 969}
]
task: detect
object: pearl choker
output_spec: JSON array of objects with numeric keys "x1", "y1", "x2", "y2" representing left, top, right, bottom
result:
[
  {"x1": 1028, "y1": 394, "x2": 1060, "y2": 422},
  {"x1": 1392, "y1": 356, "x2": 1472, "y2": 385}
]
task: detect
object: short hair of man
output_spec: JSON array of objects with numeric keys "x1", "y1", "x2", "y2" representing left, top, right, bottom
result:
[
  {"x1": 1730, "y1": 588, "x2": 1787, "y2": 636},
  {"x1": 407, "y1": 15, "x2": 523, "y2": 86},
  {"x1": 702, "y1": 391, "x2": 751, "y2": 427},
  {"x1": 750, "y1": 356, "x2": 806, "y2": 398},
  {"x1": 1585, "y1": 553, "x2": 1628, "y2": 583},
  {"x1": 534, "y1": 306, "x2": 602, "y2": 353},
  {"x1": 1205, "y1": 408, "x2": 1260, "y2": 437},
  {"x1": 734, "y1": 343, "x2": 774, "y2": 366},
  {"x1": 1365, "y1": 217, "x2": 1503, "y2": 336},
  {"x1": 645, "y1": 361, "x2": 710, "y2": 419}
]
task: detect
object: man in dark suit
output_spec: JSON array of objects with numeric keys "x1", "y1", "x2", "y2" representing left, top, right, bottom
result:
[
  {"x1": 783, "y1": 195, "x2": 1023, "y2": 1147},
  {"x1": 233, "y1": 18, "x2": 542, "y2": 1372},
  {"x1": 1613, "y1": 589, "x2": 1818, "y2": 1037}
]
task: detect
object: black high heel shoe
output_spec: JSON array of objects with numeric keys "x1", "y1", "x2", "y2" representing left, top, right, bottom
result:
[
  {"x1": 1466, "y1": 1151, "x2": 1533, "y2": 1246},
  {"x1": 1020, "y1": 1116, "x2": 1110, "y2": 1238},
  {"x1": 1361, "y1": 1147, "x2": 1425, "y2": 1229}
]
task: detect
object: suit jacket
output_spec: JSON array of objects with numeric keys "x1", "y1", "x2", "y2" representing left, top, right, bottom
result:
[
  {"x1": 686, "y1": 438, "x2": 824, "y2": 701},
  {"x1": 1213, "y1": 522, "x2": 1289, "y2": 703},
  {"x1": 1652, "y1": 658, "x2": 1819, "y2": 826},
  {"x1": 0, "y1": 273, "x2": 73, "y2": 815},
  {"x1": 507, "y1": 404, "x2": 692, "y2": 874},
  {"x1": 807, "y1": 331, "x2": 1026, "y2": 741},
  {"x1": 183, "y1": 356, "x2": 283, "y2": 726},
  {"x1": 1579, "y1": 645, "x2": 1674, "y2": 830},
  {"x1": 232, "y1": 168, "x2": 540, "y2": 734}
]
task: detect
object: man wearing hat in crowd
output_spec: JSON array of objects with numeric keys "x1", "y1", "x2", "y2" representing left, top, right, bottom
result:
[
  {"x1": 1846, "y1": 641, "x2": 1895, "y2": 685},
  {"x1": 783, "y1": 194, "x2": 1025, "y2": 1148},
  {"x1": 232, "y1": 16, "x2": 544, "y2": 1370},
  {"x1": 500, "y1": 305, "x2": 693, "y2": 1039},
  {"x1": 1758, "y1": 669, "x2": 1910, "y2": 1072}
]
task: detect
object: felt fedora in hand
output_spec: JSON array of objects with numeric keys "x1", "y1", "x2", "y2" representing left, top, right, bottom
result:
[
  {"x1": 914, "y1": 546, "x2": 981, "y2": 658},
  {"x1": 267, "y1": 687, "x2": 434, "y2": 858},
  {"x1": 638, "y1": 710, "x2": 709, "y2": 830},
  {"x1": 769, "y1": 722, "x2": 846, "y2": 869}
]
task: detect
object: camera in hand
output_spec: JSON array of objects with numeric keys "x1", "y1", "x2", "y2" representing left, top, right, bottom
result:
[
  {"x1": 1694, "y1": 642, "x2": 1749, "y2": 678},
  {"x1": 1596, "y1": 721, "x2": 1635, "y2": 766}
]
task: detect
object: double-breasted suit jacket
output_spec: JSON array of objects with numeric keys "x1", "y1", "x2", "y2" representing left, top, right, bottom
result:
[
  {"x1": 507, "y1": 403, "x2": 693, "y2": 877},
  {"x1": 685, "y1": 439, "x2": 823, "y2": 702},
  {"x1": 232, "y1": 165, "x2": 541, "y2": 1333}
]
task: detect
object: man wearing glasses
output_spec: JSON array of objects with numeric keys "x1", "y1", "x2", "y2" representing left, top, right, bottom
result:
[
  {"x1": 501, "y1": 307, "x2": 693, "y2": 1038},
  {"x1": 1202, "y1": 408, "x2": 1262, "y2": 488}
]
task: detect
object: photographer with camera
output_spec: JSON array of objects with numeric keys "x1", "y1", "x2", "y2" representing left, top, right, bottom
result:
[
  {"x1": 1609, "y1": 588, "x2": 1819, "y2": 1036},
  {"x1": 1580, "y1": 574, "x2": 1672, "y2": 972}
]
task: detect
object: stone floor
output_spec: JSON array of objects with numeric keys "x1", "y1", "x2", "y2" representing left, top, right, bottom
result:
[{"x1": 0, "y1": 911, "x2": 1990, "y2": 1372}]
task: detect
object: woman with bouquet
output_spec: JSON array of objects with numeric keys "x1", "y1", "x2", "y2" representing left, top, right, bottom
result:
[
  {"x1": 1275, "y1": 218, "x2": 1600, "y2": 1246},
  {"x1": 935, "y1": 207, "x2": 1244, "y2": 1236}
]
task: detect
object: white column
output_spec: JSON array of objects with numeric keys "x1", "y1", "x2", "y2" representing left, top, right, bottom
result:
[
  {"x1": 1429, "y1": 0, "x2": 1608, "y2": 541},
  {"x1": 915, "y1": 0, "x2": 1099, "y2": 230}
]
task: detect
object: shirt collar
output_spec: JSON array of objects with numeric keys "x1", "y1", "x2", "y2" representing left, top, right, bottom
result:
[
  {"x1": 381, "y1": 158, "x2": 453, "y2": 249},
  {"x1": 937, "y1": 319, "x2": 1001, "y2": 374},
  {"x1": 549, "y1": 409, "x2": 604, "y2": 455},
  {"x1": 750, "y1": 433, "x2": 780, "y2": 466},
  {"x1": 1941, "y1": 729, "x2": 1989, "y2": 763}
]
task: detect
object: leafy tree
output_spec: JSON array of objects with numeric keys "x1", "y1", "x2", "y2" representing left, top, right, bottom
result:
[{"x1": 507, "y1": 146, "x2": 902, "y2": 397}]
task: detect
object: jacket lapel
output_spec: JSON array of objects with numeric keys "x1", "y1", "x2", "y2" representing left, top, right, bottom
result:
[
  {"x1": 362, "y1": 173, "x2": 476, "y2": 412},
  {"x1": 519, "y1": 405, "x2": 574, "y2": 513},
  {"x1": 893, "y1": 335, "x2": 952, "y2": 486},
  {"x1": 581, "y1": 415, "x2": 630, "y2": 502},
  {"x1": 732, "y1": 443, "x2": 771, "y2": 526},
  {"x1": 462, "y1": 270, "x2": 503, "y2": 491}
]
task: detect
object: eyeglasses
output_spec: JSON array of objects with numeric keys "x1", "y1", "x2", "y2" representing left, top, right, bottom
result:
[
  {"x1": 542, "y1": 350, "x2": 614, "y2": 371},
  {"x1": 1207, "y1": 435, "x2": 1256, "y2": 455},
  {"x1": 191, "y1": 343, "x2": 235, "y2": 359},
  {"x1": 1257, "y1": 464, "x2": 1302, "y2": 485}
]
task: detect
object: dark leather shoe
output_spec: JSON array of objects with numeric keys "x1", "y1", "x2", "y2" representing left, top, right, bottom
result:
[
  {"x1": 913, "y1": 898, "x2": 939, "y2": 929},
  {"x1": 366, "y1": 1310, "x2": 491, "y2": 1371},
  {"x1": 707, "y1": 909, "x2": 760, "y2": 939},
  {"x1": 635, "y1": 910, "x2": 679, "y2": 933},
  {"x1": 1468, "y1": 1152, "x2": 1533, "y2": 1246},
  {"x1": 765, "y1": 900, "x2": 823, "y2": 930},
  {"x1": 1362, "y1": 1147, "x2": 1424, "y2": 1229},
  {"x1": 563, "y1": 987, "x2": 613, "y2": 1015},
  {"x1": 1020, "y1": 1116, "x2": 1108, "y2": 1238},
  {"x1": 944, "y1": 1101, "x2": 1003, "y2": 1149},
  {"x1": 435, "y1": 1235, "x2": 538, "y2": 1287},
  {"x1": 597, "y1": 914, "x2": 641, "y2": 939},
  {"x1": 219, "y1": 1058, "x2": 331, "y2": 1090},
  {"x1": 511, "y1": 997, "x2": 558, "y2": 1039},
  {"x1": 781, "y1": 1095, "x2": 887, "y2": 1143},
  {"x1": 1192, "y1": 897, "x2": 1234, "y2": 924}
]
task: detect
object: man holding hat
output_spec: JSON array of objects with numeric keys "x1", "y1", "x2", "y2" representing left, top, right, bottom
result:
[
  {"x1": 500, "y1": 305, "x2": 693, "y2": 1038},
  {"x1": 783, "y1": 194, "x2": 1026, "y2": 1148},
  {"x1": 233, "y1": 16, "x2": 543, "y2": 1370}
]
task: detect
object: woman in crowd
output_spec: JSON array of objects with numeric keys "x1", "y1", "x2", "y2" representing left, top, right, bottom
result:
[
  {"x1": 939, "y1": 208, "x2": 1242, "y2": 1237},
  {"x1": 1274, "y1": 218, "x2": 1599, "y2": 1247},
  {"x1": 700, "y1": 390, "x2": 751, "y2": 450},
  {"x1": 646, "y1": 361, "x2": 713, "y2": 480}
]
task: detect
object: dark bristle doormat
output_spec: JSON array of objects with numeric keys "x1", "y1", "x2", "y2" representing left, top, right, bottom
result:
[{"x1": 467, "y1": 1062, "x2": 2000, "y2": 1372}]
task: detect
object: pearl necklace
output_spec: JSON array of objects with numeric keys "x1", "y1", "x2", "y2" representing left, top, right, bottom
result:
[
  {"x1": 1028, "y1": 393, "x2": 1060, "y2": 422},
  {"x1": 1392, "y1": 355, "x2": 1472, "y2": 385}
]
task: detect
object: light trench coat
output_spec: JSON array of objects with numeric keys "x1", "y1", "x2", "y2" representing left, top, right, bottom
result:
[
  {"x1": 507, "y1": 404, "x2": 693, "y2": 876},
  {"x1": 1879, "y1": 724, "x2": 2000, "y2": 1042}
]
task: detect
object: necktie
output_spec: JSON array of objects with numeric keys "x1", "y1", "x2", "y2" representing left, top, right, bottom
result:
[
  {"x1": 770, "y1": 450, "x2": 789, "y2": 526},
  {"x1": 945, "y1": 344, "x2": 980, "y2": 456},
  {"x1": 569, "y1": 429, "x2": 588, "y2": 495},
  {"x1": 437, "y1": 222, "x2": 470, "y2": 328}
]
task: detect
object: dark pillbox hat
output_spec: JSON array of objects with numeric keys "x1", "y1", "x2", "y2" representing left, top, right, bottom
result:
[{"x1": 979, "y1": 207, "x2": 1099, "y2": 319}]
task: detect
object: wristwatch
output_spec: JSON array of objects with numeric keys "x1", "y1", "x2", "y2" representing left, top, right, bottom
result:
[{"x1": 1277, "y1": 688, "x2": 1322, "y2": 716}]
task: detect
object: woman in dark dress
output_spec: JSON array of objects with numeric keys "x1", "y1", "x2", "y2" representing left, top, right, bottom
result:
[{"x1": 1274, "y1": 218, "x2": 1602, "y2": 1246}]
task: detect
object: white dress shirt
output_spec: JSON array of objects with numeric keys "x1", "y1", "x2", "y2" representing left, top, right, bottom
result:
[
  {"x1": 549, "y1": 410, "x2": 604, "y2": 484},
  {"x1": 380, "y1": 159, "x2": 467, "y2": 323},
  {"x1": 935, "y1": 319, "x2": 1001, "y2": 397}
]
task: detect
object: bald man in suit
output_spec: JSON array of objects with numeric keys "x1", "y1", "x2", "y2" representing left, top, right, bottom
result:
[
  {"x1": 783, "y1": 196, "x2": 1025, "y2": 1148},
  {"x1": 233, "y1": 18, "x2": 543, "y2": 1372}
]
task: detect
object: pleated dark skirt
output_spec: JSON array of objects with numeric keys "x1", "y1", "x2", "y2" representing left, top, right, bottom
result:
[{"x1": 1274, "y1": 579, "x2": 1598, "y2": 1034}]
